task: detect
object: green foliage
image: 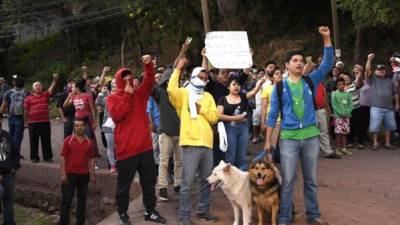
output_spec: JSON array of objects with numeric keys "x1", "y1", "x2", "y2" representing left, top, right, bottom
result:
[{"x1": 338, "y1": 0, "x2": 400, "y2": 28}]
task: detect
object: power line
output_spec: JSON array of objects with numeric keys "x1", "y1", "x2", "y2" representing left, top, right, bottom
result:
[
  {"x1": 0, "y1": 10, "x2": 125, "y2": 40},
  {"x1": 0, "y1": 5, "x2": 124, "y2": 34}
]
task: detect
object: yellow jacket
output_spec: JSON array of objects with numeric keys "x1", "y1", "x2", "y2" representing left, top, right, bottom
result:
[{"x1": 167, "y1": 69, "x2": 219, "y2": 149}]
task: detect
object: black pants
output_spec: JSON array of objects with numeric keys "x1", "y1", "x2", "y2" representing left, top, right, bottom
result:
[
  {"x1": 64, "y1": 117, "x2": 74, "y2": 138},
  {"x1": 98, "y1": 112, "x2": 108, "y2": 148},
  {"x1": 349, "y1": 107, "x2": 365, "y2": 144},
  {"x1": 28, "y1": 122, "x2": 53, "y2": 161},
  {"x1": 59, "y1": 173, "x2": 89, "y2": 225},
  {"x1": 359, "y1": 106, "x2": 370, "y2": 141},
  {"x1": 116, "y1": 151, "x2": 157, "y2": 214}
]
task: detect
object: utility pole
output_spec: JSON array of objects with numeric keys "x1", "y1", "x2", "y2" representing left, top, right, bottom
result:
[
  {"x1": 330, "y1": 0, "x2": 341, "y2": 59},
  {"x1": 201, "y1": 0, "x2": 211, "y2": 34}
]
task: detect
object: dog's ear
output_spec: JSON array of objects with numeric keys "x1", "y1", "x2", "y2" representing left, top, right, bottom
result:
[
  {"x1": 271, "y1": 164, "x2": 282, "y2": 185},
  {"x1": 223, "y1": 163, "x2": 231, "y2": 173},
  {"x1": 249, "y1": 162, "x2": 256, "y2": 170}
]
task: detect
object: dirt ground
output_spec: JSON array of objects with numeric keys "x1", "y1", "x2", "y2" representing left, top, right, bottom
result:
[{"x1": 13, "y1": 121, "x2": 400, "y2": 225}]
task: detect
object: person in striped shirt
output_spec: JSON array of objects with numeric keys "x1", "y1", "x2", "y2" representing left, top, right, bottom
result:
[{"x1": 24, "y1": 74, "x2": 59, "y2": 163}]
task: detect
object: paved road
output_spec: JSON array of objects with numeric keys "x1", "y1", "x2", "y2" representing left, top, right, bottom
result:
[
  {"x1": 98, "y1": 142, "x2": 400, "y2": 225},
  {"x1": 8, "y1": 120, "x2": 400, "y2": 224},
  {"x1": 3, "y1": 119, "x2": 110, "y2": 169}
]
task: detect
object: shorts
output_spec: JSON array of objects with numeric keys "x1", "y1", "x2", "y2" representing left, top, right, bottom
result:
[
  {"x1": 252, "y1": 108, "x2": 261, "y2": 126},
  {"x1": 334, "y1": 117, "x2": 350, "y2": 134},
  {"x1": 369, "y1": 107, "x2": 397, "y2": 132}
]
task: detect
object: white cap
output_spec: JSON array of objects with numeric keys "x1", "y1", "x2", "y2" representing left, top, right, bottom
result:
[{"x1": 191, "y1": 67, "x2": 206, "y2": 79}]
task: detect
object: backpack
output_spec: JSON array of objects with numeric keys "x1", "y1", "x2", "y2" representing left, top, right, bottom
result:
[
  {"x1": 276, "y1": 76, "x2": 316, "y2": 119},
  {"x1": 0, "y1": 130, "x2": 14, "y2": 173},
  {"x1": 8, "y1": 89, "x2": 25, "y2": 116}
]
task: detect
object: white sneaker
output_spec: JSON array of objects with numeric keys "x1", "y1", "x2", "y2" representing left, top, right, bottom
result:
[{"x1": 341, "y1": 148, "x2": 353, "y2": 155}]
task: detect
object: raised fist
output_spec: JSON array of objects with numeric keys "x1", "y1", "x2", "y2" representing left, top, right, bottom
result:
[
  {"x1": 142, "y1": 55, "x2": 152, "y2": 64},
  {"x1": 53, "y1": 73, "x2": 60, "y2": 80},
  {"x1": 318, "y1": 26, "x2": 330, "y2": 37},
  {"x1": 103, "y1": 66, "x2": 111, "y2": 73},
  {"x1": 368, "y1": 53, "x2": 375, "y2": 61}
]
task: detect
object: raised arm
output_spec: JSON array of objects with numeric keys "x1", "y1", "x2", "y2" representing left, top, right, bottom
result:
[
  {"x1": 63, "y1": 93, "x2": 74, "y2": 109},
  {"x1": 168, "y1": 57, "x2": 187, "y2": 109},
  {"x1": 98, "y1": 66, "x2": 111, "y2": 88},
  {"x1": 173, "y1": 41, "x2": 191, "y2": 68},
  {"x1": 309, "y1": 27, "x2": 334, "y2": 87},
  {"x1": 246, "y1": 78, "x2": 266, "y2": 99},
  {"x1": 48, "y1": 73, "x2": 59, "y2": 95},
  {"x1": 365, "y1": 53, "x2": 374, "y2": 79},
  {"x1": 135, "y1": 55, "x2": 155, "y2": 98}
]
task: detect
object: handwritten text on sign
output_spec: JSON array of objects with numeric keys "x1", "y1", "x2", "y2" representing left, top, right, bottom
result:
[{"x1": 205, "y1": 31, "x2": 253, "y2": 69}]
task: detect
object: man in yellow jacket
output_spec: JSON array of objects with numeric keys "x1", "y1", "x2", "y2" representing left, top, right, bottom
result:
[{"x1": 168, "y1": 53, "x2": 219, "y2": 225}]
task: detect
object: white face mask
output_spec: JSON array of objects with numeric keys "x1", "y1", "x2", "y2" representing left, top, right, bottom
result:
[{"x1": 190, "y1": 76, "x2": 207, "y2": 89}]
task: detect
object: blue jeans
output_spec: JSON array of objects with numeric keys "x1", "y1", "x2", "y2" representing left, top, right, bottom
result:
[
  {"x1": 8, "y1": 115, "x2": 24, "y2": 163},
  {"x1": 179, "y1": 147, "x2": 213, "y2": 220},
  {"x1": 278, "y1": 136, "x2": 321, "y2": 224},
  {"x1": 0, "y1": 173, "x2": 16, "y2": 225},
  {"x1": 224, "y1": 121, "x2": 249, "y2": 171}
]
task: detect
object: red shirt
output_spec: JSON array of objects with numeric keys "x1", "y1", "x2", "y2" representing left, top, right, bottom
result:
[
  {"x1": 315, "y1": 83, "x2": 327, "y2": 109},
  {"x1": 24, "y1": 91, "x2": 51, "y2": 123},
  {"x1": 60, "y1": 135, "x2": 94, "y2": 174},
  {"x1": 72, "y1": 93, "x2": 92, "y2": 119}
]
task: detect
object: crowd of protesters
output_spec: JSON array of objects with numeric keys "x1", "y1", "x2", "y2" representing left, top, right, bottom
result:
[{"x1": 0, "y1": 25, "x2": 399, "y2": 225}]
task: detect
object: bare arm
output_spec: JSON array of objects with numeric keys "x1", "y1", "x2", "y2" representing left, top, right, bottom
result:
[
  {"x1": 0, "y1": 100, "x2": 8, "y2": 114},
  {"x1": 260, "y1": 96, "x2": 269, "y2": 130},
  {"x1": 48, "y1": 74, "x2": 59, "y2": 95},
  {"x1": 365, "y1": 54, "x2": 374, "y2": 78},
  {"x1": 246, "y1": 78, "x2": 266, "y2": 99},
  {"x1": 217, "y1": 105, "x2": 246, "y2": 122},
  {"x1": 60, "y1": 156, "x2": 67, "y2": 183},
  {"x1": 89, "y1": 97, "x2": 96, "y2": 128},
  {"x1": 63, "y1": 94, "x2": 73, "y2": 108},
  {"x1": 173, "y1": 42, "x2": 190, "y2": 68},
  {"x1": 201, "y1": 48, "x2": 209, "y2": 71},
  {"x1": 98, "y1": 66, "x2": 111, "y2": 88},
  {"x1": 354, "y1": 72, "x2": 363, "y2": 88},
  {"x1": 89, "y1": 158, "x2": 96, "y2": 185}
]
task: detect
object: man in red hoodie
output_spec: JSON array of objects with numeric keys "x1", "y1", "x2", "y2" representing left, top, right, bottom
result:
[{"x1": 107, "y1": 55, "x2": 166, "y2": 225}]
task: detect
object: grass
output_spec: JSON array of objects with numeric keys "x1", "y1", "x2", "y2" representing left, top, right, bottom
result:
[{"x1": 14, "y1": 205, "x2": 54, "y2": 225}]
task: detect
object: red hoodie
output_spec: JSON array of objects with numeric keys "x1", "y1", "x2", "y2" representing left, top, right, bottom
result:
[{"x1": 106, "y1": 62, "x2": 155, "y2": 161}]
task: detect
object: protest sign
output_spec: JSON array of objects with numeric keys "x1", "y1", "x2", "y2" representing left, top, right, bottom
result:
[{"x1": 205, "y1": 31, "x2": 253, "y2": 69}]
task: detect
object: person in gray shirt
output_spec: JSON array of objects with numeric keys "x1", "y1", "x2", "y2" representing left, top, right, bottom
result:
[{"x1": 365, "y1": 53, "x2": 399, "y2": 150}]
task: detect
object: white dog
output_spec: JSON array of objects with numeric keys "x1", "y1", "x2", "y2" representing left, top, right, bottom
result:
[{"x1": 207, "y1": 161, "x2": 252, "y2": 225}]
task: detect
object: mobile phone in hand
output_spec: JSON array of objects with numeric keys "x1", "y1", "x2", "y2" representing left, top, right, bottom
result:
[{"x1": 186, "y1": 37, "x2": 192, "y2": 44}]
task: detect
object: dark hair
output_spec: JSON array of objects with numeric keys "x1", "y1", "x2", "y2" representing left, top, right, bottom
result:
[
  {"x1": 74, "y1": 118, "x2": 86, "y2": 124},
  {"x1": 340, "y1": 71, "x2": 351, "y2": 77},
  {"x1": 285, "y1": 51, "x2": 304, "y2": 63},
  {"x1": 257, "y1": 69, "x2": 265, "y2": 74},
  {"x1": 14, "y1": 77, "x2": 25, "y2": 88},
  {"x1": 336, "y1": 77, "x2": 345, "y2": 84},
  {"x1": 121, "y1": 69, "x2": 131, "y2": 78},
  {"x1": 264, "y1": 60, "x2": 277, "y2": 67},
  {"x1": 226, "y1": 76, "x2": 242, "y2": 88},
  {"x1": 75, "y1": 79, "x2": 86, "y2": 92}
]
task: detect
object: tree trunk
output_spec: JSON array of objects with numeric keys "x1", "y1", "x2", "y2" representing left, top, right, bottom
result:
[
  {"x1": 353, "y1": 28, "x2": 363, "y2": 63},
  {"x1": 121, "y1": 33, "x2": 126, "y2": 67}
]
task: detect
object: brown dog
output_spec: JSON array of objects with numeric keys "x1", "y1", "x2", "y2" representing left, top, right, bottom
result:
[{"x1": 249, "y1": 160, "x2": 282, "y2": 225}]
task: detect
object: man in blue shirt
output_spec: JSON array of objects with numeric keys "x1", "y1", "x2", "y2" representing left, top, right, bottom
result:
[{"x1": 265, "y1": 26, "x2": 333, "y2": 225}]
